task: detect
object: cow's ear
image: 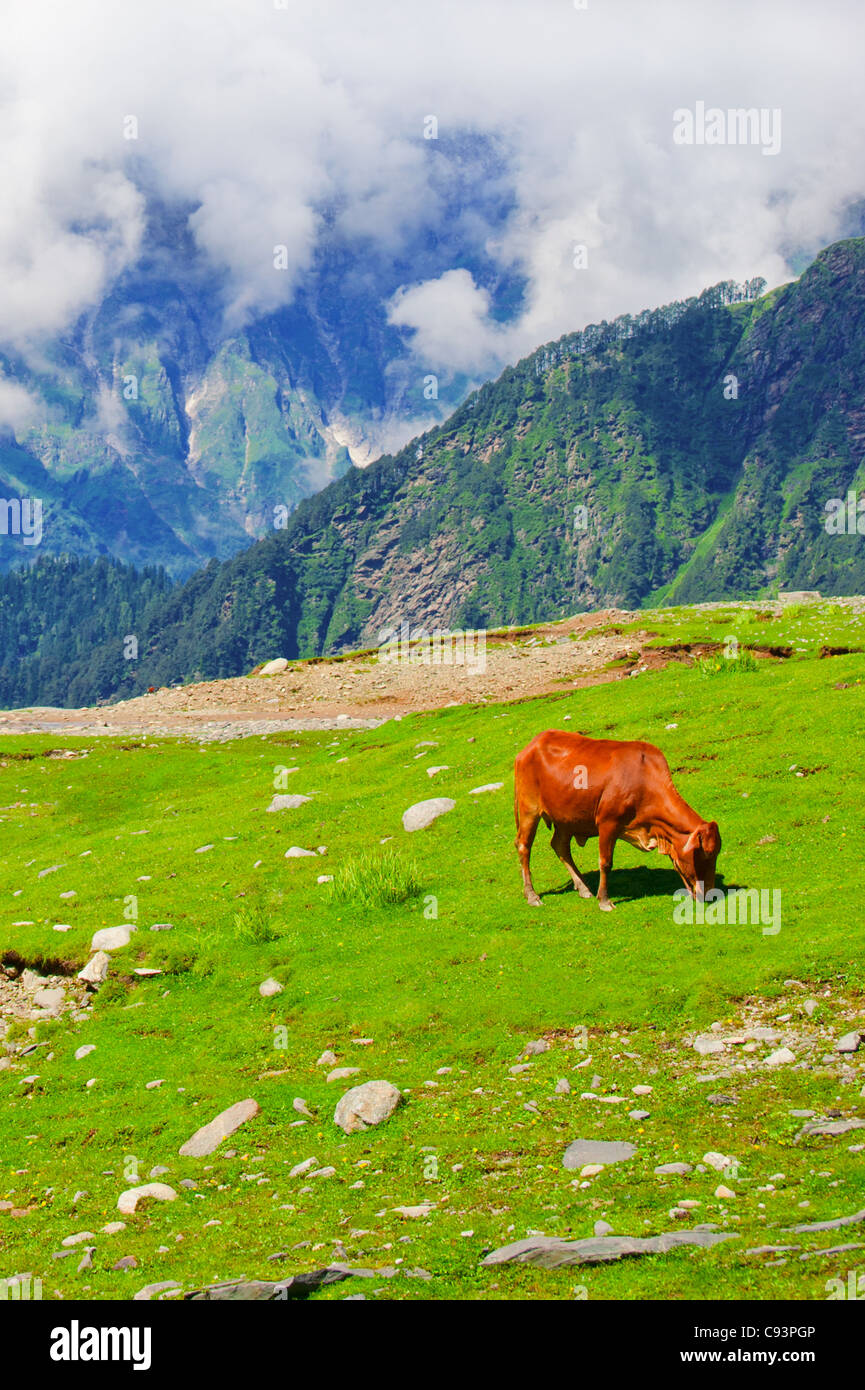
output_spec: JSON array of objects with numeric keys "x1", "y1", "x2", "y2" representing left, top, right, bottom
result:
[{"x1": 682, "y1": 827, "x2": 701, "y2": 854}]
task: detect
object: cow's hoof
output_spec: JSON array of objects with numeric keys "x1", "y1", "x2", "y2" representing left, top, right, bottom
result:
[
  {"x1": 598, "y1": 899, "x2": 615, "y2": 912},
  {"x1": 577, "y1": 884, "x2": 593, "y2": 900},
  {"x1": 526, "y1": 894, "x2": 542, "y2": 908}
]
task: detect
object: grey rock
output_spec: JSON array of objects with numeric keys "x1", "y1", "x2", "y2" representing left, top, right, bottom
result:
[
  {"x1": 78, "y1": 951, "x2": 110, "y2": 985},
  {"x1": 785, "y1": 1208, "x2": 865, "y2": 1234},
  {"x1": 481, "y1": 1229, "x2": 737, "y2": 1269},
  {"x1": 90, "y1": 926, "x2": 134, "y2": 953},
  {"x1": 179, "y1": 1098, "x2": 260, "y2": 1157},
  {"x1": 117, "y1": 1183, "x2": 177, "y2": 1215},
  {"x1": 524, "y1": 1039, "x2": 551, "y2": 1057},
  {"x1": 133, "y1": 1281, "x2": 182, "y2": 1301},
  {"x1": 836, "y1": 1031, "x2": 862, "y2": 1054},
  {"x1": 267, "y1": 794, "x2": 312, "y2": 812},
  {"x1": 334, "y1": 1079, "x2": 403, "y2": 1135},
  {"x1": 401, "y1": 798, "x2": 456, "y2": 832},
  {"x1": 797, "y1": 1118, "x2": 865, "y2": 1140},
  {"x1": 32, "y1": 987, "x2": 64, "y2": 1013},
  {"x1": 654, "y1": 1162, "x2": 693, "y2": 1176},
  {"x1": 258, "y1": 978, "x2": 283, "y2": 998},
  {"x1": 562, "y1": 1138, "x2": 636, "y2": 1170}
]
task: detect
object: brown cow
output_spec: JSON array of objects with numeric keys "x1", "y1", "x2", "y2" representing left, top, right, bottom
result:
[{"x1": 514, "y1": 730, "x2": 721, "y2": 911}]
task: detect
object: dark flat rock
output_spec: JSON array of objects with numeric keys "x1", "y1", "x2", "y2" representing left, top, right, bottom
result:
[{"x1": 183, "y1": 1263, "x2": 390, "y2": 1300}]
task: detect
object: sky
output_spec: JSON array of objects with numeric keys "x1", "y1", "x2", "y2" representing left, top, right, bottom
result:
[{"x1": 2, "y1": 0, "x2": 864, "y2": 431}]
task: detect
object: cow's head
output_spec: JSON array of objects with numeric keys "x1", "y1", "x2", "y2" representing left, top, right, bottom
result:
[{"x1": 670, "y1": 820, "x2": 721, "y2": 900}]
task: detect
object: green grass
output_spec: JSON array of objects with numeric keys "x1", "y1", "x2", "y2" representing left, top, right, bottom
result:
[
  {"x1": 1, "y1": 600, "x2": 864, "y2": 1301},
  {"x1": 326, "y1": 848, "x2": 421, "y2": 909}
]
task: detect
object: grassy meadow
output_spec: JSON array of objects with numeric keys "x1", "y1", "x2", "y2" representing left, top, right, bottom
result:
[{"x1": 1, "y1": 600, "x2": 864, "y2": 1301}]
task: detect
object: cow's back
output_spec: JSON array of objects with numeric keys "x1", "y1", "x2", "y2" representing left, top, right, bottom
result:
[{"x1": 514, "y1": 729, "x2": 671, "y2": 826}]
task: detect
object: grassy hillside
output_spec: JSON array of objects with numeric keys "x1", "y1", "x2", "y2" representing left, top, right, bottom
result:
[{"x1": 1, "y1": 602, "x2": 863, "y2": 1300}]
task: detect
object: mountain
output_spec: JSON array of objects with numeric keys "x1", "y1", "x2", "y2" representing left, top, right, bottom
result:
[
  {"x1": 2, "y1": 237, "x2": 864, "y2": 709},
  {"x1": 0, "y1": 149, "x2": 518, "y2": 576}
]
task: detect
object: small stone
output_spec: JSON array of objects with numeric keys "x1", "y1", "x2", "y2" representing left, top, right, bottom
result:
[
  {"x1": 693, "y1": 1036, "x2": 725, "y2": 1056},
  {"x1": 715, "y1": 1185, "x2": 736, "y2": 1200},
  {"x1": 632, "y1": 1085, "x2": 653, "y2": 1096},
  {"x1": 112, "y1": 1255, "x2": 138, "y2": 1270},
  {"x1": 524, "y1": 1039, "x2": 550, "y2": 1057},
  {"x1": 554, "y1": 1079, "x2": 571, "y2": 1095},
  {"x1": 258, "y1": 978, "x2": 283, "y2": 998},
  {"x1": 285, "y1": 846, "x2": 318, "y2": 858},
  {"x1": 327, "y1": 1067, "x2": 360, "y2": 1083},
  {"x1": 74, "y1": 1045, "x2": 96, "y2": 1062},
  {"x1": 101, "y1": 1222, "x2": 126, "y2": 1234},
  {"x1": 703, "y1": 1152, "x2": 733, "y2": 1171},
  {"x1": 764, "y1": 1047, "x2": 796, "y2": 1067},
  {"x1": 61, "y1": 1231, "x2": 96, "y2": 1247},
  {"x1": 836, "y1": 1032, "x2": 862, "y2": 1054},
  {"x1": 289, "y1": 1158, "x2": 319, "y2": 1178},
  {"x1": 594, "y1": 1220, "x2": 614, "y2": 1237},
  {"x1": 293, "y1": 1098, "x2": 314, "y2": 1118},
  {"x1": 317, "y1": 1051, "x2": 338, "y2": 1067},
  {"x1": 267, "y1": 794, "x2": 311, "y2": 812},
  {"x1": 629, "y1": 1109, "x2": 650, "y2": 1121},
  {"x1": 655, "y1": 1162, "x2": 693, "y2": 1176}
]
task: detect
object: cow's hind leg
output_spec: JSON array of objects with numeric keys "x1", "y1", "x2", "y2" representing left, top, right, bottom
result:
[
  {"x1": 515, "y1": 808, "x2": 542, "y2": 907},
  {"x1": 550, "y1": 823, "x2": 593, "y2": 899}
]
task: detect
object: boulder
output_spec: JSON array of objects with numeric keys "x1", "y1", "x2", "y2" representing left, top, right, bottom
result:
[
  {"x1": 259, "y1": 659, "x2": 289, "y2": 676},
  {"x1": 90, "y1": 926, "x2": 135, "y2": 953},
  {"x1": 267, "y1": 794, "x2": 312, "y2": 812},
  {"x1": 179, "y1": 1099, "x2": 260, "y2": 1157},
  {"x1": 334, "y1": 1080, "x2": 403, "y2": 1135},
  {"x1": 401, "y1": 798, "x2": 456, "y2": 832},
  {"x1": 117, "y1": 1183, "x2": 177, "y2": 1215}
]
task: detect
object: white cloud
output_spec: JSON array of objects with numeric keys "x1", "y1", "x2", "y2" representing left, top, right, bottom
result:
[
  {"x1": 0, "y1": 0, "x2": 863, "y2": 388},
  {"x1": 0, "y1": 379, "x2": 39, "y2": 433}
]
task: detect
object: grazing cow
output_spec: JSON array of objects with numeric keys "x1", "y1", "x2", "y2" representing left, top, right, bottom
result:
[{"x1": 514, "y1": 730, "x2": 721, "y2": 911}]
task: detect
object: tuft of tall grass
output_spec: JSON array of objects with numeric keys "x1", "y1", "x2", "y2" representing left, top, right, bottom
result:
[
  {"x1": 232, "y1": 904, "x2": 281, "y2": 944},
  {"x1": 326, "y1": 848, "x2": 421, "y2": 908},
  {"x1": 697, "y1": 648, "x2": 759, "y2": 677}
]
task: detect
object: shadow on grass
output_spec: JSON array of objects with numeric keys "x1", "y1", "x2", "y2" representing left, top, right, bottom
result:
[{"x1": 538, "y1": 866, "x2": 734, "y2": 904}]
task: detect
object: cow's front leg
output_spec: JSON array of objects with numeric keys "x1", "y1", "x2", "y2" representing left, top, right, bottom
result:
[
  {"x1": 597, "y1": 824, "x2": 617, "y2": 911},
  {"x1": 551, "y1": 824, "x2": 593, "y2": 899}
]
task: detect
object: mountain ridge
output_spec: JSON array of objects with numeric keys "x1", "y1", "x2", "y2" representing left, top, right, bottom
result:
[{"x1": 2, "y1": 237, "x2": 865, "y2": 707}]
